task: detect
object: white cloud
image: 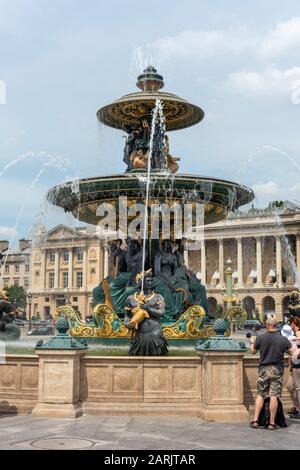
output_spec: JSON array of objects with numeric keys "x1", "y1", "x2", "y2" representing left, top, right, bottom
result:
[
  {"x1": 151, "y1": 27, "x2": 257, "y2": 60},
  {"x1": 258, "y1": 17, "x2": 300, "y2": 60},
  {"x1": 0, "y1": 226, "x2": 17, "y2": 239},
  {"x1": 5, "y1": 130, "x2": 27, "y2": 147},
  {"x1": 253, "y1": 181, "x2": 280, "y2": 198},
  {"x1": 227, "y1": 66, "x2": 300, "y2": 98},
  {"x1": 149, "y1": 18, "x2": 300, "y2": 63}
]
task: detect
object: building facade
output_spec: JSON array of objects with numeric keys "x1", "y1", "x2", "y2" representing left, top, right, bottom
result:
[
  {"x1": 29, "y1": 225, "x2": 107, "y2": 319},
  {"x1": 188, "y1": 203, "x2": 300, "y2": 320},
  {"x1": 0, "y1": 239, "x2": 31, "y2": 291}
]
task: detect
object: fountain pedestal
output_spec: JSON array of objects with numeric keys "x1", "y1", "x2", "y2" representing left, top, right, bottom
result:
[
  {"x1": 32, "y1": 317, "x2": 87, "y2": 419},
  {"x1": 196, "y1": 319, "x2": 249, "y2": 422}
]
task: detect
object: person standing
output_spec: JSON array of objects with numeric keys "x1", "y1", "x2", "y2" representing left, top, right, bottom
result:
[
  {"x1": 286, "y1": 317, "x2": 300, "y2": 418},
  {"x1": 249, "y1": 317, "x2": 294, "y2": 430}
]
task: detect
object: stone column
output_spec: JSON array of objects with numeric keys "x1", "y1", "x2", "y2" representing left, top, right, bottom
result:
[
  {"x1": 184, "y1": 250, "x2": 189, "y2": 269},
  {"x1": 40, "y1": 249, "x2": 46, "y2": 289},
  {"x1": 296, "y1": 235, "x2": 300, "y2": 280},
  {"x1": 201, "y1": 240, "x2": 206, "y2": 285},
  {"x1": 218, "y1": 239, "x2": 224, "y2": 288},
  {"x1": 276, "y1": 236, "x2": 283, "y2": 287},
  {"x1": 255, "y1": 237, "x2": 263, "y2": 286},
  {"x1": 237, "y1": 238, "x2": 243, "y2": 287},
  {"x1": 197, "y1": 350, "x2": 249, "y2": 422},
  {"x1": 82, "y1": 247, "x2": 87, "y2": 288},
  {"x1": 256, "y1": 299, "x2": 264, "y2": 322},
  {"x1": 68, "y1": 248, "x2": 73, "y2": 288},
  {"x1": 54, "y1": 250, "x2": 59, "y2": 288},
  {"x1": 104, "y1": 246, "x2": 109, "y2": 278}
]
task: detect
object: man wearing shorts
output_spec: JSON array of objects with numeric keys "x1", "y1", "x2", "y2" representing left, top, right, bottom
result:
[{"x1": 249, "y1": 317, "x2": 294, "y2": 429}]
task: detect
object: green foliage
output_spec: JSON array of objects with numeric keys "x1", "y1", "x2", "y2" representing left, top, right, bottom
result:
[
  {"x1": 6, "y1": 286, "x2": 26, "y2": 309},
  {"x1": 268, "y1": 200, "x2": 284, "y2": 208},
  {"x1": 254, "y1": 307, "x2": 260, "y2": 319},
  {"x1": 215, "y1": 304, "x2": 224, "y2": 318}
]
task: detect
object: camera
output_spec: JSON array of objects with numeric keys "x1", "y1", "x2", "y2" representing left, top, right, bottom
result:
[{"x1": 246, "y1": 331, "x2": 257, "y2": 338}]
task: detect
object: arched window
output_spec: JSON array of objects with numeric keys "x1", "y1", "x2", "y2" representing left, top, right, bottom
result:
[
  {"x1": 242, "y1": 296, "x2": 256, "y2": 318},
  {"x1": 263, "y1": 296, "x2": 275, "y2": 315},
  {"x1": 208, "y1": 297, "x2": 217, "y2": 317}
]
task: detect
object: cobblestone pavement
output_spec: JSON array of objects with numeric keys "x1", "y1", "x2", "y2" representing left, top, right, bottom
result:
[{"x1": 0, "y1": 414, "x2": 299, "y2": 450}]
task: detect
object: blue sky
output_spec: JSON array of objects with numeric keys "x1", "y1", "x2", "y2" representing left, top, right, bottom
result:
[{"x1": 0, "y1": 0, "x2": 300, "y2": 243}]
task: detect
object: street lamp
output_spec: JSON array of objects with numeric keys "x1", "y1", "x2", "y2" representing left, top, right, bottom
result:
[{"x1": 27, "y1": 291, "x2": 32, "y2": 332}]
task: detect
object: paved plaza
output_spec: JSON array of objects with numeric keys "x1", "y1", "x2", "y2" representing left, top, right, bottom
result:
[{"x1": 0, "y1": 414, "x2": 299, "y2": 450}]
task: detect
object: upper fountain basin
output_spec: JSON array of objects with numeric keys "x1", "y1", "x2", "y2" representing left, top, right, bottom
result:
[{"x1": 97, "y1": 90, "x2": 205, "y2": 132}]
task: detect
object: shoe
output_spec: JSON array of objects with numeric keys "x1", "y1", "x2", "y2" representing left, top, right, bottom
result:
[
  {"x1": 289, "y1": 410, "x2": 300, "y2": 419},
  {"x1": 249, "y1": 420, "x2": 259, "y2": 429},
  {"x1": 288, "y1": 407, "x2": 297, "y2": 414},
  {"x1": 268, "y1": 423, "x2": 277, "y2": 430}
]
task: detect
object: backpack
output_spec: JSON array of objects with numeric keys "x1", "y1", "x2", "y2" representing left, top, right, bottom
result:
[{"x1": 257, "y1": 397, "x2": 287, "y2": 428}]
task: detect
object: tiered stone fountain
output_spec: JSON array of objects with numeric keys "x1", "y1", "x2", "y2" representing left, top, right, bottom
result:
[{"x1": 48, "y1": 66, "x2": 254, "y2": 344}]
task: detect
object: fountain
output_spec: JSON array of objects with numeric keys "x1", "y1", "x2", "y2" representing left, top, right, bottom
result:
[{"x1": 48, "y1": 66, "x2": 254, "y2": 345}]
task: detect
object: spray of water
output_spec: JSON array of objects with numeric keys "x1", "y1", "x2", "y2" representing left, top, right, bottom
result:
[
  {"x1": 140, "y1": 99, "x2": 165, "y2": 293},
  {"x1": 273, "y1": 209, "x2": 300, "y2": 289},
  {"x1": 0, "y1": 153, "x2": 79, "y2": 281}
]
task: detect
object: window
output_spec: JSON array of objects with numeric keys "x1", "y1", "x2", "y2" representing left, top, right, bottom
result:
[
  {"x1": 14, "y1": 279, "x2": 19, "y2": 286},
  {"x1": 49, "y1": 272, "x2": 55, "y2": 288},
  {"x1": 24, "y1": 279, "x2": 29, "y2": 289},
  {"x1": 49, "y1": 251, "x2": 55, "y2": 262},
  {"x1": 44, "y1": 306, "x2": 51, "y2": 319},
  {"x1": 5, "y1": 265, "x2": 9, "y2": 274},
  {"x1": 73, "y1": 297, "x2": 78, "y2": 302},
  {"x1": 76, "y1": 271, "x2": 83, "y2": 288},
  {"x1": 15, "y1": 265, "x2": 19, "y2": 273},
  {"x1": 45, "y1": 297, "x2": 50, "y2": 302},
  {"x1": 25, "y1": 264, "x2": 30, "y2": 272},
  {"x1": 4, "y1": 279, "x2": 9, "y2": 287},
  {"x1": 63, "y1": 250, "x2": 69, "y2": 262},
  {"x1": 63, "y1": 272, "x2": 69, "y2": 288},
  {"x1": 76, "y1": 248, "x2": 83, "y2": 261}
]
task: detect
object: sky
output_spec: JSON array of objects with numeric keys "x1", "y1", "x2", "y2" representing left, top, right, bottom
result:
[{"x1": 0, "y1": 0, "x2": 300, "y2": 243}]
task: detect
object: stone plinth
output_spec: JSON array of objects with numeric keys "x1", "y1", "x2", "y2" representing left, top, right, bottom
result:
[
  {"x1": 32, "y1": 349, "x2": 86, "y2": 418},
  {"x1": 197, "y1": 350, "x2": 249, "y2": 422}
]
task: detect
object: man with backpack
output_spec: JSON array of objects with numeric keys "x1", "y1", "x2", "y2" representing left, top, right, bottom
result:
[{"x1": 249, "y1": 317, "x2": 294, "y2": 430}]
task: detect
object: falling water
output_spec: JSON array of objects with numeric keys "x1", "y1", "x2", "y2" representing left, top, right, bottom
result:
[
  {"x1": 0, "y1": 152, "x2": 79, "y2": 278},
  {"x1": 273, "y1": 210, "x2": 300, "y2": 289},
  {"x1": 140, "y1": 99, "x2": 165, "y2": 293}
]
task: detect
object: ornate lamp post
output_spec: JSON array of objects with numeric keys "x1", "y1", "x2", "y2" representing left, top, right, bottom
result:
[
  {"x1": 27, "y1": 291, "x2": 32, "y2": 332},
  {"x1": 223, "y1": 258, "x2": 234, "y2": 309},
  {"x1": 223, "y1": 258, "x2": 239, "y2": 333}
]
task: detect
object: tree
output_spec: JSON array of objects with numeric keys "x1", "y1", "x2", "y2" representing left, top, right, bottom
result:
[
  {"x1": 6, "y1": 286, "x2": 26, "y2": 310},
  {"x1": 215, "y1": 304, "x2": 224, "y2": 318}
]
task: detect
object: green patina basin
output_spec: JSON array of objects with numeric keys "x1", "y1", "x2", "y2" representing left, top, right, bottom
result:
[{"x1": 47, "y1": 171, "x2": 254, "y2": 226}]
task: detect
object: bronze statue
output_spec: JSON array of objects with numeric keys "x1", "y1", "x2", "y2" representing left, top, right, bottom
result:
[
  {"x1": 288, "y1": 291, "x2": 300, "y2": 318},
  {"x1": 125, "y1": 273, "x2": 168, "y2": 355},
  {"x1": 0, "y1": 290, "x2": 20, "y2": 340},
  {"x1": 118, "y1": 239, "x2": 143, "y2": 281}
]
